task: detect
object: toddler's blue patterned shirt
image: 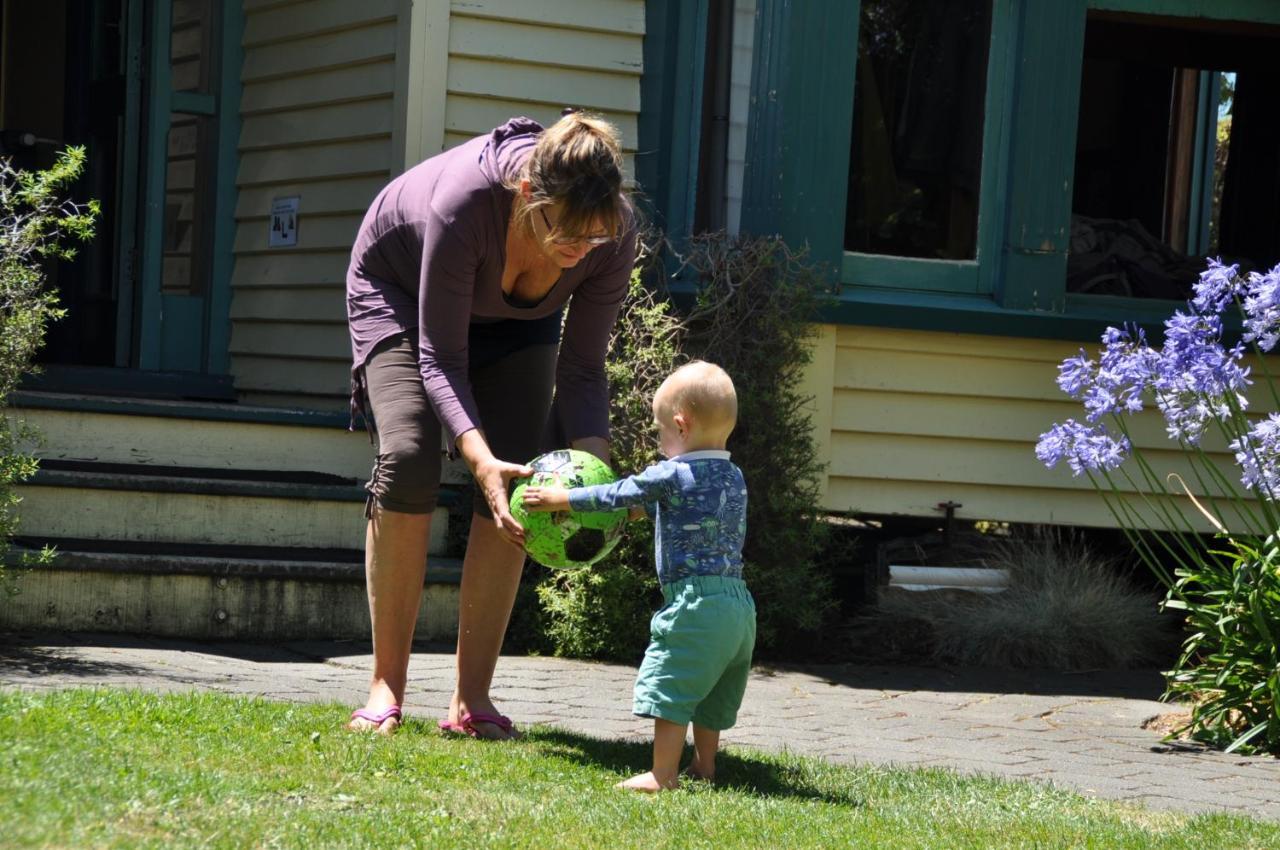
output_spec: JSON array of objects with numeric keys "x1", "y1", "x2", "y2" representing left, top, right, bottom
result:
[{"x1": 567, "y1": 450, "x2": 747, "y2": 585}]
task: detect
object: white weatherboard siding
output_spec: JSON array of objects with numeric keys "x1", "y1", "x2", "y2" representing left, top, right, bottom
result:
[
  {"x1": 228, "y1": 0, "x2": 645, "y2": 410},
  {"x1": 804, "y1": 324, "x2": 1273, "y2": 531},
  {"x1": 439, "y1": 0, "x2": 644, "y2": 178},
  {"x1": 230, "y1": 0, "x2": 400, "y2": 408}
]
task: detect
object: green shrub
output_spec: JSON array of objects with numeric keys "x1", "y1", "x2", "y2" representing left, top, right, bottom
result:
[
  {"x1": 1164, "y1": 534, "x2": 1280, "y2": 754},
  {"x1": 534, "y1": 234, "x2": 842, "y2": 659},
  {"x1": 681, "y1": 234, "x2": 842, "y2": 650},
  {"x1": 0, "y1": 147, "x2": 98, "y2": 593},
  {"x1": 534, "y1": 267, "x2": 671, "y2": 660}
]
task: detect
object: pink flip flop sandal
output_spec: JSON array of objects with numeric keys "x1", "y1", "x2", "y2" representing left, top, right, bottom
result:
[
  {"x1": 348, "y1": 704, "x2": 402, "y2": 731},
  {"x1": 438, "y1": 711, "x2": 519, "y2": 739}
]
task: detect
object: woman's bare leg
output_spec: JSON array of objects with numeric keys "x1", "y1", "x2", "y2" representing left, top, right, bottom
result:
[
  {"x1": 350, "y1": 505, "x2": 432, "y2": 733},
  {"x1": 448, "y1": 513, "x2": 526, "y2": 739}
]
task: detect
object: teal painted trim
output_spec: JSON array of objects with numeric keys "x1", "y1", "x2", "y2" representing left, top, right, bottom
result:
[
  {"x1": 18, "y1": 365, "x2": 236, "y2": 401},
  {"x1": 820, "y1": 287, "x2": 1171, "y2": 343},
  {"x1": 115, "y1": 0, "x2": 145, "y2": 368},
  {"x1": 31, "y1": 467, "x2": 370, "y2": 503},
  {"x1": 976, "y1": 0, "x2": 1020, "y2": 295},
  {"x1": 158, "y1": 294, "x2": 204, "y2": 371},
  {"x1": 1189, "y1": 70, "x2": 1218, "y2": 256},
  {"x1": 841, "y1": 253, "x2": 979, "y2": 294},
  {"x1": 666, "y1": 0, "x2": 709, "y2": 246},
  {"x1": 636, "y1": 0, "x2": 671, "y2": 224},
  {"x1": 206, "y1": 0, "x2": 243, "y2": 376},
  {"x1": 740, "y1": 0, "x2": 860, "y2": 275},
  {"x1": 10, "y1": 390, "x2": 350, "y2": 428},
  {"x1": 137, "y1": 0, "x2": 174, "y2": 370},
  {"x1": 1064, "y1": 293, "x2": 1186, "y2": 327},
  {"x1": 1089, "y1": 0, "x2": 1280, "y2": 24},
  {"x1": 996, "y1": 0, "x2": 1088, "y2": 312},
  {"x1": 170, "y1": 91, "x2": 216, "y2": 115}
]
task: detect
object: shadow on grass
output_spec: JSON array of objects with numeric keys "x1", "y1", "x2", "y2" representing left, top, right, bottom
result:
[{"x1": 521, "y1": 726, "x2": 863, "y2": 807}]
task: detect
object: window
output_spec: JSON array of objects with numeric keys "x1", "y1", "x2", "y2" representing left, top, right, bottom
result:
[
  {"x1": 845, "y1": 0, "x2": 992, "y2": 261},
  {"x1": 1069, "y1": 11, "x2": 1280, "y2": 302}
]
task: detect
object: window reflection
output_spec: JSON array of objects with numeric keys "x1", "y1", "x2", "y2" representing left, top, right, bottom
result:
[{"x1": 845, "y1": 0, "x2": 991, "y2": 261}]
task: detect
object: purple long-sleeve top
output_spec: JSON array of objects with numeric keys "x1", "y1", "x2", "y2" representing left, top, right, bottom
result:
[{"x1": 346, "y1": 118, "x2": 637, "y2": 451}]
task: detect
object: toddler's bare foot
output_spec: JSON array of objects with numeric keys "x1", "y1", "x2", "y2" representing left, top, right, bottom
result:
[
  {"x1": 682, "y1": 765, "x2": 715, "y2": 783},
  {"x1": 616, "y1": 771, "x2": 678, "y2": 792}
]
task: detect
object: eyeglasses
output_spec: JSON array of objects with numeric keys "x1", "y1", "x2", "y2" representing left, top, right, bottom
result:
[{"x1": 540, "y1": 208, "x2": 613, "y2": 247}]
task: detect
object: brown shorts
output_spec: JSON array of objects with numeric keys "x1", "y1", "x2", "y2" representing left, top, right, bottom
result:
[{"x1": 361, "y1": 332, "x2": 558, "y2": 518}]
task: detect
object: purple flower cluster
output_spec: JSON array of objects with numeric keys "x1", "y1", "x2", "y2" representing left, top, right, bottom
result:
[
  {"x1": 1035, "y1": 419, "x2": 1131, "y2": 477},
  {"x1": 1242, "y1": 264, "x2": 1280, "y2": 352},
  {"x1": 1230, "y1": 414, "x2": 1280, "y2": 499},
  {"x1": 1038, "y1": 257, "x2": 1268, "y2": 483},
  {"x1": 1152, "y1": 311, "x2": 1249, "y2": 444},
  {"x1": 1191, "y1": 258, "x2": 1280, "y2": 352}
]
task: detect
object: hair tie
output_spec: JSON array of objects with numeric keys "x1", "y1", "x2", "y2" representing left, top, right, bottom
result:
[{"x1": 561, "y1": 106, "x2": 578, "y2": 117}]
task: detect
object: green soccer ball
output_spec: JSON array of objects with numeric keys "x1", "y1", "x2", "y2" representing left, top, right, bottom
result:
[{"x1": 510, "y1": 449, "x2": 627, "y2": 570}]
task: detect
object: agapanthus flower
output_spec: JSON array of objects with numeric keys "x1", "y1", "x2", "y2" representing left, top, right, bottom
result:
[
  {"x1": 1229, "y1": 413, "x2": 1280, "y2": 499},
  {"x1": 1242, "y1": 264, "x2": 1280, "y2": 352},
  {"x1": 1191, "y1": 258, "x2": 1242, "y2": 316},
  {"x1": 1036, "y1": 419, "x2": 1131, "y2": 476},
  {"x1": 1089, "y1": 323, "x2": 1158, "y2": 419},
  {"x1": 1152, "y1": 310, "x2": 1250, "y2": 443},
  {"x1": 1056, "y1": 350, "x2": 1094, "y2": 398}
]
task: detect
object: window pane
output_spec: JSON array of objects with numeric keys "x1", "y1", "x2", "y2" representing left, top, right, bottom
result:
[
  {"x1": 844, "y1": 0, "x2": 992, "y2": 260},
  {"x1": 163, "y1": 113, "x2": 213, "y2": 295},
  {"x1": 1070, "y1": 12, "x2": 1280, "y2": 301},
  {"x1": 171, "y1": 0, "x2": 214, "y2": 93}
]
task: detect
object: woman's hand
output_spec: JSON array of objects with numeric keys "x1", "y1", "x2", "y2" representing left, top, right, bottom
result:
[
  {"x1": 521, "y1": 484, "x2": 570, "y2": 512},
  {"x1": 458, "y1": 430, "x2": 532, "y2": 547}
]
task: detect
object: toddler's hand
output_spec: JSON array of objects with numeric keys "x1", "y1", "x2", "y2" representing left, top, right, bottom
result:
[{"x1": 522, "y1": 485, "x2": 570, "y2": 512}]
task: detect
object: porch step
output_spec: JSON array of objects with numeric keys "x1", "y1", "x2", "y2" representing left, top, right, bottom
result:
[
  {"x1": 15, "y1": 460, "x2": 456, "y2": 555},
  {"x1": 9, "y1": 390, "x2": 472, "y2": 485},
  {"x1": 0, "y1": 540, "x2": 463, "y2": 641},
  {"x1": 10, "y1": 390, "x2": 375, "y2": 480}
]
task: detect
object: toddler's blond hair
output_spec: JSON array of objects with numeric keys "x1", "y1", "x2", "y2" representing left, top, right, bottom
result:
[{"x1": 655, "y1": 361, "x2": 738, "y2": 439}]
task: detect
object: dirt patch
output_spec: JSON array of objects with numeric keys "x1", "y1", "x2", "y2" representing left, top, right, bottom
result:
[{"x1": 1142, "y1": 710, "x2": 1192, "y2": 738}]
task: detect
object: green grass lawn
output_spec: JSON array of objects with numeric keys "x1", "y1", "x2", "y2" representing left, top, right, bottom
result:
[{"x1": 2, "y1": 689, "x2": 1276, "y2": 849}]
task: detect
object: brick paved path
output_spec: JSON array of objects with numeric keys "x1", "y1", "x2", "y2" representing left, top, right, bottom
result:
[{"x1": 3, "y1": 634, "x2": 1278, "y2": 818}]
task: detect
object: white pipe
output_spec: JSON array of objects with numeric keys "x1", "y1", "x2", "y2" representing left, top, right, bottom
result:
[{"x1": 888, "y1": 565, "x2": 1010, "y2": 589}]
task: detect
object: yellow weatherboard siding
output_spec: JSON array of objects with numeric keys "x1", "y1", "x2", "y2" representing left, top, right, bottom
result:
[
  {"x1": 440, "y1": 0, "x2": 643, "y2": 179},
  {"x1": 230, "y1": 0, "x2": 400, "y2": 408},
  {"x1": 228, "y1": 0, "x2": 645, "y2": 409},
  {"x1": 813, "y1": 325, "x2": 1276, "y2": 531}
]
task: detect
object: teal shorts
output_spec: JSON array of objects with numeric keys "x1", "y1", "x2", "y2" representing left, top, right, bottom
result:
[{"x1": 633, "y1": 575, "x2": 757, "y2": 731}]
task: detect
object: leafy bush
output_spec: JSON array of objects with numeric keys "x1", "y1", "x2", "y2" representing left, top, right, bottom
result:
[
  {"x1": 534, "y1": 267, "x2": 670, "y2": 660},
  {"x1": 0, "y1": 147, "x2": 98, "y2": 592},
  {"x1": 534, "y1": 234, "x2": 842, "y2": 659},
  {"x1": 680, "y1": 234, "x2": 843, "y2": 650},
  {"x1": 1164, "y1": 534, "x2": 1280, "y2": 754},
  {"x1": 858, "y1": 529, "x2": 1172, "y2": 669}
]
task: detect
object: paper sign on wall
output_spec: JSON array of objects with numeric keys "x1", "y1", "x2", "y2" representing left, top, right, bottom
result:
[{"x1": 270, "y1": 196, "x2": 300, "y2": 248}]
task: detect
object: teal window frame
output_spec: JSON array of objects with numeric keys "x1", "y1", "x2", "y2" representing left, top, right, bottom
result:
[
  {"x1": 136, "y1": 0, "x2": 242, "y2": 374},
  {"x1": 733, "y1": 0, "x2": 1276, "y2": 341},
  {"x1": 840, "y1": 1, "x2": 1018, "y2": 297}
]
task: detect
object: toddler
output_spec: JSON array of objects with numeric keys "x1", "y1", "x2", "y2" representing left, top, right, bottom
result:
[{"x1": 522, "y1": 360, "x2": 755, "y2": 792}]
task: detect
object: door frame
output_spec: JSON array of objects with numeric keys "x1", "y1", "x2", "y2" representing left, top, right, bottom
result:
[{"x1": 134, "y1": 0, "x2": 240, "y2": 376}]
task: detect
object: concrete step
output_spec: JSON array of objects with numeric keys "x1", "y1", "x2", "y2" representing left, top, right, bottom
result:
[
  {"x1": 0, "y1": 540, "x2": 463, "y2": 641},
  {"x1": 15, "y1": 460, "x2": 457, "y2": 555},
  {"x1": 9, "y1": 390, "x2": 471, "y2": 484}
]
